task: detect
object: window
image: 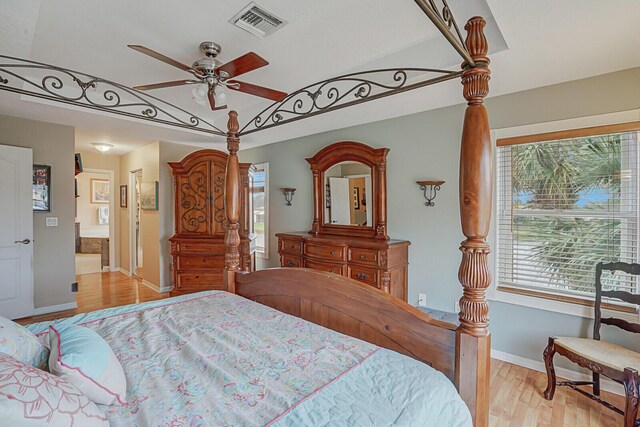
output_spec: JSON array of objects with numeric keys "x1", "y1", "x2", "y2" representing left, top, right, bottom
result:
[
  {"x1": 496, "y1": 124, "x2": 639, "y2": 307},
  {"x1": 252, "y1": 163, "x2": 268, "y2": 258}
]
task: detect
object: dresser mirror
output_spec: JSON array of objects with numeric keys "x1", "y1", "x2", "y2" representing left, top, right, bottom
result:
[
  {"x1": 306, "y1": 141, "x2": 389, "y2": 239},
  {"x1": 324, "y1": 161, "x2": 372, "y2": 227}
]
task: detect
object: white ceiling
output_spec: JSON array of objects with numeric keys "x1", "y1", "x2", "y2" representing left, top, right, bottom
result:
[{"x1": 1, "y1": 0, "x2": 639, "y2": 153}]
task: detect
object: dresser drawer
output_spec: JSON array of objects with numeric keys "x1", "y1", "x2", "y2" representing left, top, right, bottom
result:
[
  {"x1": 280, "y1": 239, "x2": 302, "y2": 255},
  {"x1": 176, "y1": 255, "x2": 223, "y2": 270},
  {"x1": 348, "y1": 247, "x2": 379, "y2": 266},
  {"x1": 174, "y1": 243, "x2": 223, "y2": 254},
  {"x1": 281, "y1": 255, "x2": 302, "y2": 268},
  {"x1": 349, "y1": 265, "x2": 378, "y2": 287},
  {"x1": 304, "y1": 258, "x2": 345, "y2": 275},
  {"x1": 304, "y1": 243, "x2": 346, "y2": 262},
  {"x1": 176, "y1": 273, "x2": 222, "y2": 289}
]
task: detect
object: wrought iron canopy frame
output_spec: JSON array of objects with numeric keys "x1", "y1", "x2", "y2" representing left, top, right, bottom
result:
[
  {"x1": 0, "y1": 0, "x2": 475, "y2": 139},
  {"x1": 0, "y1": 55, "x2": 226, "y2": 136},
  {"x1": 237, "y1": 0, "x2": 475, "y2": 136}
]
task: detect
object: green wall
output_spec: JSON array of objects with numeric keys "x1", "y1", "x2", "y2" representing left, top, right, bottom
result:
[{"x1": 239, "y1": 67, "x2": 640, "y2": 367}]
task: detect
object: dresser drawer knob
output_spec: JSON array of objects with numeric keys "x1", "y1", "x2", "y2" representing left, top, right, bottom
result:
[
  {"x1": 359, "y1": 255, "x2": 366, "y2": 260},
  {"x1": 287, "y1": 260, "x2": 296, "y2": 266},
  {"x1": 356, "y1": 273, "x2": 369, "y2": 280},
  {"x1": 331, "y1": 251, "x2": 337, "y2": 255}
]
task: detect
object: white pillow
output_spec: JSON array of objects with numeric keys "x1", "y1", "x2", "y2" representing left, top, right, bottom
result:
[
  {"x1": 0, "y1": 315, "x2": 48, "y2": 370},
  {"x1": 49, "y1": 324, "x2": 127, "y2": 405},
  {"x1": 0, "y1": 353, "x2": 108, "y2": 426}
]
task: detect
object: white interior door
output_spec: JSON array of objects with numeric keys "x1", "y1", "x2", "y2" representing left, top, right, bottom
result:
[
  {"x1": 329, "y1": 177, "x2": 350, "y2": 225},
  {"x1": 0, "y1": 145, "x2": 34, "y2": 319}
]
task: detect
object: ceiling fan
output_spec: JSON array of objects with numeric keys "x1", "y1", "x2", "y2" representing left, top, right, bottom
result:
[{"x1": 128, "y1": 41, "x2": 287, "y2": 111}]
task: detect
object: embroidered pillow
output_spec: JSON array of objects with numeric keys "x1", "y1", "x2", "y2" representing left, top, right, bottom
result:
[
  {"x1": 0, "y1": 315, "x2": 48, "y2": 369},
  {"x1": 49, "y1": 324, "x2": 127, "y2": 405},
  {"x1": 0, "y1": 353, "x2": 108, "y2": 426}
]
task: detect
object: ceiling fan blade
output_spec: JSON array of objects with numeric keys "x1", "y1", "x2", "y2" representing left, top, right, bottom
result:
[
  {"x1": 227, "y1": 80, "x2": 287, "y2": 102},
  {"x1": 207, "y1": 88, "x2": 228, "y2": 111},
  {"x1": 133, "y1": 80, "x2": 198, "y2": 91},
  {"x1": 216, "y1": 52, "x2": 268, "y2": 79},
  {"x1": 128, "y1": 45, "x2": 200, "y2": 75}
]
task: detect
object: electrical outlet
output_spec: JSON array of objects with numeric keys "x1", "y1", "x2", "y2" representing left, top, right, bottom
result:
[
  {"x1": 417, "y1": 293, "x2": 426, "y2": 307},
  {"x1": 454, "y1": 301, "x2": 461, "y2": 313},
  {"x1": 71, "y1": 282, "x2": 78, "y2": 292}
]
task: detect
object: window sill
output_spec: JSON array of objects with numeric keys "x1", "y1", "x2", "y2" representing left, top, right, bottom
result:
[{"x1": 490, "y1": 285, "x2": 639, "y2": 323}]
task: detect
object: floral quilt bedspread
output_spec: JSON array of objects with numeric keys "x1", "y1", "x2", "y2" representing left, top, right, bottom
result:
[{"x1": 27, "y1": 291, "x2": 471, "y2": 426}]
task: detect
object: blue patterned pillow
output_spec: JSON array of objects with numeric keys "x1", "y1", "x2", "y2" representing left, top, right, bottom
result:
[{"x1": 0, "y1": 315, "x2": 48, "y2": 369}]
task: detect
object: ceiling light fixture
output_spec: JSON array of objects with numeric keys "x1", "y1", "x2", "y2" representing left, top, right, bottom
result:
[{"x1": 92, "y1": 143, "x2": 114, "y2": 153}]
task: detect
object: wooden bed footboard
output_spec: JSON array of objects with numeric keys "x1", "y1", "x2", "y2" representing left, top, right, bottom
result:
[{"x1": 234, "y1": 268, "x2": 458, "y2": 379}]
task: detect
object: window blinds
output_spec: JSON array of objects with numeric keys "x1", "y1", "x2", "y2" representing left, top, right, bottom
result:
[{"x1": 496, "y1": 129, "x2": 639, "y2": 298}]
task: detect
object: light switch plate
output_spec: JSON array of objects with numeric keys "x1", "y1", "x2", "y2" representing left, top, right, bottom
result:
[{"x1": 45, "y1": 217, "x2": 58, "y2": 227}]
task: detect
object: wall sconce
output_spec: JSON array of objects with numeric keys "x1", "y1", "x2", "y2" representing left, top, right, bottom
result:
[
  {"x1": 280, "y1": 187, "x2": 296, "y2": 206},
  {"x1": 416, "y1": 180, "x2": 444, "y2": 207}
]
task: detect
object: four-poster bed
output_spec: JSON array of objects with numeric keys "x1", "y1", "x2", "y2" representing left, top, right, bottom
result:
[
  {"x1": 221, "y1": 15, "x2": 493, "y2": 427},
  {"x1": 0, "y1": 3, "x2": 493, "y2": 425}
]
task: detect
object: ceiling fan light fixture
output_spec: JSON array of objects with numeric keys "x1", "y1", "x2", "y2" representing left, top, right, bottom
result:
[
  {"x1": 192, "y1": 85, "x2": 208, "y2": 99},
  {"x1": 92, "y1": 143, "x2": 114, "y2": 153}
]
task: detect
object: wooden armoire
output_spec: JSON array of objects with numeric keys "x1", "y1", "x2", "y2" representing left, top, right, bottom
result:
[{"x1": 168, "y1": 149, "x2": 255, "y2": 296}]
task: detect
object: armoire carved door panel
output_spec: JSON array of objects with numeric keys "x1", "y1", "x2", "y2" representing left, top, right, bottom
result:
[
  {"x1": 176, "y1": 161, "x2": 211, "y2": 235},
  {"x1": 210, "y1": 162, "x2": 227, "y2": 237}
]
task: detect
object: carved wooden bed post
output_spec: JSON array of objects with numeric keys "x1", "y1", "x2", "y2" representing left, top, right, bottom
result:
[
  {"x1": 456, "y1": 16, "x2": 492, "y2": 427},
  {"x1": 223, "y1": 110, "x2": 241, "y2": 294}
]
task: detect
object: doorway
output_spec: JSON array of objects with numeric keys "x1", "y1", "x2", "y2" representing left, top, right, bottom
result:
[
  {"x1": 75, "y1": 169, "x2": 115, "y2": 275},
  {"x1": 130, "y1": 170, "x2": 143, "y2": 278}
]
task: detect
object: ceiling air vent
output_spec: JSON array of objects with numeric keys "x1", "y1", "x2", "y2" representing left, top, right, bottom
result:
[{"x1": 229, "y1": 2, "x2": 287, "y2": 38}]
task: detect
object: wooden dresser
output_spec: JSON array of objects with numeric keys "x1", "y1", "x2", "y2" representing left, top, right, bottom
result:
[
  {"x1": 276, "y1": 233, "x2": 409, "y2": 301},
  {"x1": 169, "y1": 149, "x2": 255, "y2": 296}
]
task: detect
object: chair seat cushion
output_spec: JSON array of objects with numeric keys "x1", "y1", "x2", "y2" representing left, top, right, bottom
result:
[{"x1": 555, "y1": 337, "x2": 640, "y2": 373}]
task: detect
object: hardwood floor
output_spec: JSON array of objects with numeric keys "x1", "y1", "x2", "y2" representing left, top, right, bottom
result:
[
  {"x1": 15, "y1": 272, "x2": 626, "y2": 425},
  {"x1": 491, "y1": 359, "x2": 624, "y2": 426},
  {"x1": 16, "y1": 271, "x2": 170, "y2": 324}
]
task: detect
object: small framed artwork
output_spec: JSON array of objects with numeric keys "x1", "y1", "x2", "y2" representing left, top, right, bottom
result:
[
  {"x1": 325, "y1": 183, "x2": 331, "y2": 209},
  {"x1": 91, "y1": 179, "x2": 110, "y2": 204},
  {"x1": 74, "y1": 153, "x2": 83, "y2": 176},
  {"x1": 140, "y1": 181, "x2": 159, "y2": 210},
  {"x1": 120, "y1": 185, "x2": 127, "y2": 208},
  {"x1": 353, "y1": 187, "x2": 360, "y2": 210},
  {"x1": 33, "y1": 165, "x2": 51, "y2": 212}
]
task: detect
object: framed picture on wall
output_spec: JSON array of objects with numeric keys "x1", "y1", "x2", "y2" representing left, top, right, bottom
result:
[
  {"x1": 120, "y1": 185, "x2": 127, "y2": 208},
  {"x1": 91, "y1": 179, "x2": 110, "y2": 204},
  {"x1": 353, "y1": 187, "x2": 360, "y2": 210},
  {"x1": 140, "y1": 181, "x2": 159, "y2": 210},
  {"x1": 33, "y1": 165, "x2": 51, "y2": 212}
]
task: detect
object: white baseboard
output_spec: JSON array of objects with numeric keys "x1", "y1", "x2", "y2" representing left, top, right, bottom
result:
[
  {"x1": 118, "y1": 268, "x2": 131, "y2": 276},
  {"x1": 32, "y1": 302, "x2": 78, "y2": 316},
  {"x1": 141, "y1": 279, "x2": 173, "y2": 294},
  {"x1": 491, "y1": 349, "x2": 624, "y2": 396}
]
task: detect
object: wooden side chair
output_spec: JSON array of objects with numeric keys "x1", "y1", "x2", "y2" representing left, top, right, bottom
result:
[{"x1": 543, "y1": 262, "x2": 640, "y2": 427}]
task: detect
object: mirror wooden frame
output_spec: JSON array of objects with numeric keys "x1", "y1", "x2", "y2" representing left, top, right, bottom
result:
[{"x1": 306, "y1": 141, "x2": 389, "y2": 240}]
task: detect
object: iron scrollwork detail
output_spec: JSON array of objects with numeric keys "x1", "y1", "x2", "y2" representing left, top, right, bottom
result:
[
  {"x1": 240, "y1": 67, "x2": 461, "y2": 135},
  {"x1": 0, "y1": 55, "x2": 225, "y2": 136},
  {"x1": 180, "y1": 170, "x2": 208, "y2": 233},
  {"x1": 213, "y1": 170, "x2": 226, "y2": 225}
]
